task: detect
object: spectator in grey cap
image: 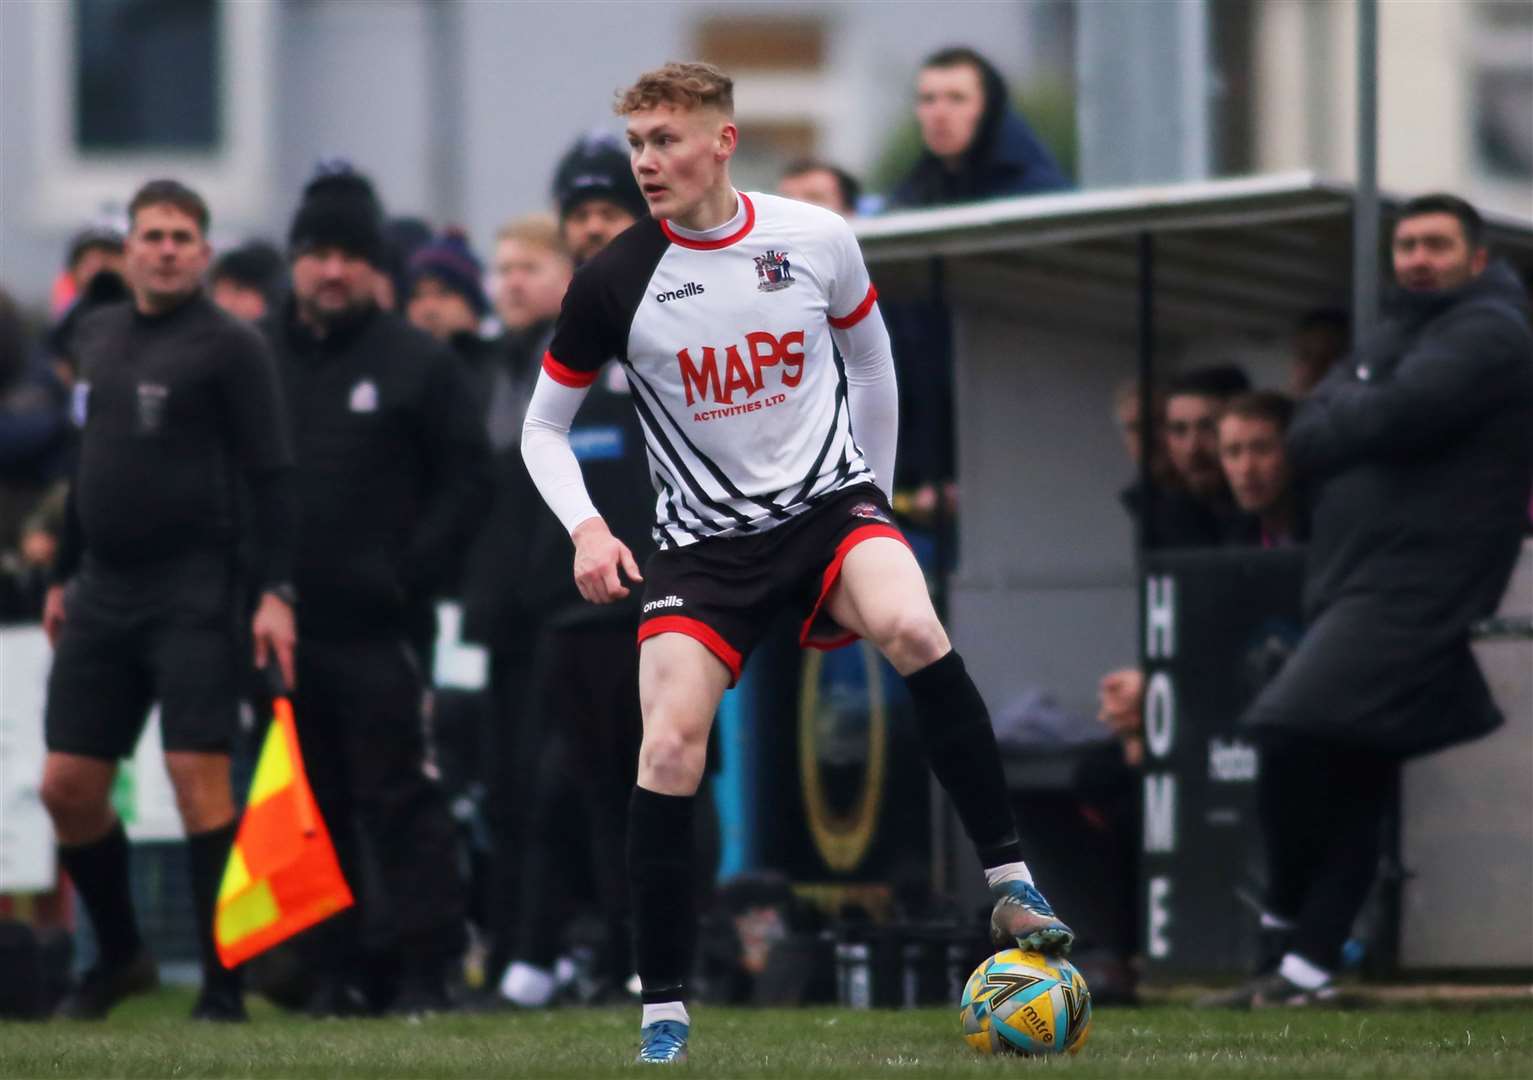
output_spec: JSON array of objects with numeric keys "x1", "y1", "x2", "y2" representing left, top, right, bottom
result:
[{"x1": 551, "y1": 132, "x2": 648, "y2": 265}]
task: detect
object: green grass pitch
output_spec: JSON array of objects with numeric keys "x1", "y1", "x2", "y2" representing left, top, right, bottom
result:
[{"x1": 2, "y1": 991, "x2": 1531, "y2": 1078}]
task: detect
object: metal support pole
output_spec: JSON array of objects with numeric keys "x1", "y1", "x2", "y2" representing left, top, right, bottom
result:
[
  {"x1": 1135, "y1": 231, "x2": 1155, "y2": 673},
  {"x1": 1352, "y1": 0, "x2": 1380, "y2": 341}
]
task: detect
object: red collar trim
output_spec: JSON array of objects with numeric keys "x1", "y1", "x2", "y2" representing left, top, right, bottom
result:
[{"x1": 660, "y1": 193, "x2": 755, "y2": 251}]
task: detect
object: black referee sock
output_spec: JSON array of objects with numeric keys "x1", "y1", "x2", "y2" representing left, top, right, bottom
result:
[
  {"x1": 58, "y1": 819, "x2": 144, "y2": 969},
  {"x1": 904, "y1": 650, "x2": 1024, "y2": 869},
  {"x1": 186, "y1": 821, "x2": 240, "y2": 990},
  {"x1": 627, "y1": 786, "x2": 695, "y2": 1004}
]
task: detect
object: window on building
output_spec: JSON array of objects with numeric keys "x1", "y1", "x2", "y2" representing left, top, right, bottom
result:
[
  {"x1": 1472, "y1": 1, "x2": 1533, "y2": 181},
  {"x1": 75, "y1": 0, "x2": 221, "y2": 153},
  {"x1": 696, "y1": 17, "x2": 829, "y2": 194}
]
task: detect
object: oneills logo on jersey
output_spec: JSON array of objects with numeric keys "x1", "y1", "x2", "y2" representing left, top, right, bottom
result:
[
  {"x1": 656, "y1": 282, "x2": 705, "y2": 304},
  {"x1": 850, "y1": 502, "x2": 889, "y2": 523},
  {"x1": 754, "y1": 249, "x2": 795, "y2": 292},
  {"x1": 676, "y1": 330, "x2": 806, "y2": 407}
]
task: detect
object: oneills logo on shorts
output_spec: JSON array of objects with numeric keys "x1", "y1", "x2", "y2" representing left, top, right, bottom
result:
[{"x1": 642, "y1": 595, "x2": 684, "y2": 614}]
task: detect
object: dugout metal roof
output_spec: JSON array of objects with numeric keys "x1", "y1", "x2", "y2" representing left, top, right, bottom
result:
[{"x1": 852, "y1": 171, "x2": 1533, "y2": 339}]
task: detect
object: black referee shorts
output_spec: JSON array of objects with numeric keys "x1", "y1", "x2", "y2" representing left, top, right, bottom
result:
[
  {"x1": 636, "y1": 483, "x2": 909, "y2": 686},
  {"x1": 44, "y1": 559, "x2": 244, "y2": 760}
]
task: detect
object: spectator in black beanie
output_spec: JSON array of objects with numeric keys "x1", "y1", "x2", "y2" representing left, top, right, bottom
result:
[
  {"x1": 266, "y1": 161, "x2": 490, "y2": 1016},
  {"x1": 550, "y1": 132, "x2": 648, "y2": 265}
]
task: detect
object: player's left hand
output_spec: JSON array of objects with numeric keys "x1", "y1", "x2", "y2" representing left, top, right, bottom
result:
[
  {"x1": 252, "y1": 591, "x2": 297, "y2": 690},
  {"x1": 572, "y1": 517, "x2": 643, "y2": 604}
]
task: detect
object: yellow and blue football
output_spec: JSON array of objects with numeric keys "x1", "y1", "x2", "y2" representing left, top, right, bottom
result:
[{"x1": 958, "y1": 949, "x2": 1092, "y2": 1056}]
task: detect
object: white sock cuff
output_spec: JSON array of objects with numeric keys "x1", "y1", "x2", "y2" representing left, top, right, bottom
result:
[
  {"x1": 984, "y1": 861, "x2": 1035, "y2": 890},
  {"x1": 1279, "y1": 951, "x2": 1331, "y2": 990},
  {"x1": 642, "y1": 1000, "x2": 690, "y2": 1027}
]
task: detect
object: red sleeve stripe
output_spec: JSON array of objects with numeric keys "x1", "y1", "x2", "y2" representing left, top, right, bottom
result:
[
  {"x1": 542, "y1": 351, "x2": 599, "y2": 388},
  {"x1": 828, "y1": 284, "x2": 879, "y2": 329}
]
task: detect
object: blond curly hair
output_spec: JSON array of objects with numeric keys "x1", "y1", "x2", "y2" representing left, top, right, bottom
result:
[{"x1": 615, "y1": 62, "x2": 734, "y2": 117}]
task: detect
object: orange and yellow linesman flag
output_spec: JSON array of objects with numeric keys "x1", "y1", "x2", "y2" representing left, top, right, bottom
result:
[{"x1": 215, "y1": 696, "x2": 352, "y2": 969}]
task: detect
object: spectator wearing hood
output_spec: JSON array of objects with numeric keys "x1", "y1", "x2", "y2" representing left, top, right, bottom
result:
[{"x1": 892, "y1": 46, "x2": 1070, "y2": 209}]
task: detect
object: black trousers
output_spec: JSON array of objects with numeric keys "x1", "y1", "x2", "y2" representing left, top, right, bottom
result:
[
  {"x1": 513, "y1": 623, "x2": 642, "y2": 976},
  {"x1": 290, "y1": 637, "x2": 465, "y2": 978},
  {"x1": 1256, "y1": 733, "x2": 1398, "y2": 972},
  {"x1": 481, "y1": 648, "x2": 543, "y2": 980}
]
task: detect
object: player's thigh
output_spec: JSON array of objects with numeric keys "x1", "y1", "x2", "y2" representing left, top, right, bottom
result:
[
  {"x1": 637, "y1": 631, "x2": 729, "y2": 748},
  {"x1": 824, "y1": 536, "x2": 947, "y2": 649}
]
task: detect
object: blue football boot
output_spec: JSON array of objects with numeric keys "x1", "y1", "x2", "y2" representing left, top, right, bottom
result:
[
  {"x1": 990, "y1": 879, "x2": 1075, "y2": 955},
  {"x1": 636, "y1": 1019, "x2": 689, "y2": 1064}
]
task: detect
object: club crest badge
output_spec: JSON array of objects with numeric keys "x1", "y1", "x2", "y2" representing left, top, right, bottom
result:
[
  {"x1": 349, "y1": 379, "x2": 378, "y2": 413},
  {"x1": 754, "y1": 249, "x2": 795, "y2": 292},
  {"x1": 135, "y1": 382, "x2": 168, "y2": 434}
]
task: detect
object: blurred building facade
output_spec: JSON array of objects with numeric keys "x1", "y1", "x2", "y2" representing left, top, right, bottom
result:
[
  {"x1": 2, "y1": 0, "x2": 1527, "y2": 311},
  {"x1": 0, "y1": 0, "x2": 1071, "y2": 306},
  {"x1": 1253, "y1": 0, "x2": 1532, "y2": 219}
]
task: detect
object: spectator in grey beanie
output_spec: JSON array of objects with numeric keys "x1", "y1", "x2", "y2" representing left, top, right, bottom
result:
[{"x1": 406, "y1": 228, "x2": 490, "y2": 343}]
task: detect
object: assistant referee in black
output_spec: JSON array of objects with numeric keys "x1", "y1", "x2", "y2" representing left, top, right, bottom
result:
[{"x1": 40, "y1": 179, "x2": 298, "y2": 1022}]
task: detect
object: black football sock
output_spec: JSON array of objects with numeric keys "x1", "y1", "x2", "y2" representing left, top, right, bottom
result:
[
  {"x1": 58, "y1": 819, "x2": 144, "y2": 968},
  {"x1": 628, "y1": 786, "x2": 695, "y2": 1004},
  {"x1": 904, "y1": 650, "x2": 1024, "y2": 870},
  {"x1": 186, "y1": 821, "x2": 241, "y2": 991}
]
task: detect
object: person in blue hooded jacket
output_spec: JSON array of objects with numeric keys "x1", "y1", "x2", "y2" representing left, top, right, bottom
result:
[{"x1": 891, "y1": 46, "x2": 1070, "y2": 209}]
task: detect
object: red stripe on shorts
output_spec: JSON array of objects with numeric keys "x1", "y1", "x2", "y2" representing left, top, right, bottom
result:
[
  {"x1": 800, "y1": 523, "x2": 910, "y2": 650},
  {"x1": 638, "y1": 614, "x2": 744, "y2": 686}
]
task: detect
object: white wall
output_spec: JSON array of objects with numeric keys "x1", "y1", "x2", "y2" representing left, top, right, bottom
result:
[{"x1": 1254, "y1": 0, "x2": 1531, "y2": 220}]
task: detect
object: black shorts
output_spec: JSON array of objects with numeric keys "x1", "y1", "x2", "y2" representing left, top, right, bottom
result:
[
  {"x1": 44, "y1": 558, "x2": 244, "y2": 759},
  {"x1": 636, "y1": 484, "x2": 908, "y2": 686}
]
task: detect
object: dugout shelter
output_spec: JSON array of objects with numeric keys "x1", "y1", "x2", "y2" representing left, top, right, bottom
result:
[{"x1": 849, "y1": 172, "x2": 1533, "y2": 975}]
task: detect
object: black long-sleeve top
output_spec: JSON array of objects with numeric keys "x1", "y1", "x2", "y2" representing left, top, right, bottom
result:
[
  {"x1": 267, "y1": 304, "x2": 490, "y2": 641},
  {"x1": 54, "y1": 293, "x2": 296, "y2": 589}
]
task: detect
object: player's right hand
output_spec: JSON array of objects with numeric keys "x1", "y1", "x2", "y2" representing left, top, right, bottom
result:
[
  {"x1": 572, "y1": 517, "x2": 643, "y2": 604},
  {"x1": 42, "y1": 584, "x2": 66, "y2": 647}
]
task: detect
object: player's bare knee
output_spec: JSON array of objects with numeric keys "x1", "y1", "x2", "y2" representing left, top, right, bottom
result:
[
  {"x1": 878, "y1": 610, "x2": 950, "y2": 674},
  {"x1": 638, "y1": 729, "x2": 705, "y2": 794}
]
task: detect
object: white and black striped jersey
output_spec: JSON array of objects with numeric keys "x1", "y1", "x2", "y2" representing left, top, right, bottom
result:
[{"x1": 542, "y1": 191, "x2": 882, "y2": 549}]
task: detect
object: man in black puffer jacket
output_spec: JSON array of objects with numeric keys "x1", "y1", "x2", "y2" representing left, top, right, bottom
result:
[
  {"x1": 267, "y1": 164, "x2": 490, "y2": 1016},
  {"x1": 1206, "y1": 193, "x2": 1533, "y2": 1008}
]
